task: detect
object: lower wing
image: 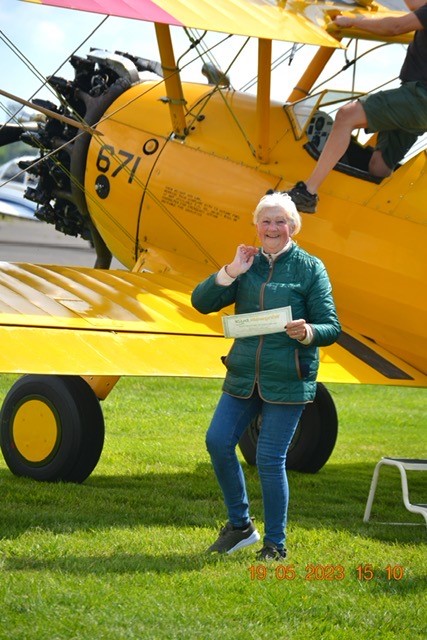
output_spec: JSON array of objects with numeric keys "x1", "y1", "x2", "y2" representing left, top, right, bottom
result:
[{"x1": 0, "y1": 262, "x2": 425, "y2": 386}]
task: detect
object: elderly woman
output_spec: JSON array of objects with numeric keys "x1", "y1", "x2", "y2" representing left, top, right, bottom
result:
[{"x1": 191, "y1": 192, "x2": 341, "y2": 560}]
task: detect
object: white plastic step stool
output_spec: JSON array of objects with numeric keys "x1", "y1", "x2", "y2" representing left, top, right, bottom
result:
[{"x1": 363, "y1": 457, "x2": 427, "y2": 526}]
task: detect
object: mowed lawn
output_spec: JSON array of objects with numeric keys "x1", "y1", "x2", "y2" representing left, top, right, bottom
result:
[{"x1": 0, "y1": 375, "x2": 426, "y2": 639}]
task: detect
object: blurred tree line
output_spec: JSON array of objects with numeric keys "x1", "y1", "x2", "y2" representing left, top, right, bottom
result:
[{"x1": 0, "y1": 141, "x2": 36, "y2": 165}]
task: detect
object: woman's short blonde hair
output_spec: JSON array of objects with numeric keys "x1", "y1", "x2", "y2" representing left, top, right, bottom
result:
[{"x1": 252, "y1": 192, "x2": 302, "y2": 236}]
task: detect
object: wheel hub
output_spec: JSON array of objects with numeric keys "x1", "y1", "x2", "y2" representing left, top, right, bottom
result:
[{"x1": 12, "y1": 398, "x2": 59, "y2": 463}]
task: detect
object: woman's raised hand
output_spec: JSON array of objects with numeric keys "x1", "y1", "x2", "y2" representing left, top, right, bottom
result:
[{"x1": 225, "y1": 244, "x2": 258, "y2": 278}]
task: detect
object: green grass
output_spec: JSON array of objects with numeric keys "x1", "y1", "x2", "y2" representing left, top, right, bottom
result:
[{"x1": 0, "y1": 376, "x2": 426, "y2": 639}]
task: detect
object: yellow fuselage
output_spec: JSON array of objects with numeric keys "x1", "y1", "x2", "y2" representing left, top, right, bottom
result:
[{"x1": 85, "y1": 80, "x2": 427, "y2": 376}]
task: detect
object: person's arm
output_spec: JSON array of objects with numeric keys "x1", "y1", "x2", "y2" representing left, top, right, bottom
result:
[
  {"x1": 302, "y1": 263, "x2": 341, "y2": 347},
  {"x1": 334, "y1": 8, "x2": 424, "y2": 36},
  {"x1": 404, "y1": 0, "x2": 427, "y2": 12},
  {"x1": 191, "y1": 272, "x2": 238, "y2": 314},
  {"x1": 191, "y1": 245, "x2": 257, "y2": 313}
]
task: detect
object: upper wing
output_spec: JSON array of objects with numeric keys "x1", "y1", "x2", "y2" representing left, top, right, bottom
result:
[
  {"x1": 1, "y1": 262, "x2": 425, "y2": 386},
  {"x1": 20, "y1": 0, "x2": 417, "y2": 52},
  {"x1": 20, "y1": 0, "x2": 344, "y2": 47}
]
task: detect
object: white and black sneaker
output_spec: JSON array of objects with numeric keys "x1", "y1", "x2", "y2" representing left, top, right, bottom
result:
[{"x1": 207, "y1": 520, "x2": 260, "y2": 554}]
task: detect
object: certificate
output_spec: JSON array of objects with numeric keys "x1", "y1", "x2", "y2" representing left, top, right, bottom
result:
[{"x1": 222, "y1": 306, "x2": 292, "y2": 338}]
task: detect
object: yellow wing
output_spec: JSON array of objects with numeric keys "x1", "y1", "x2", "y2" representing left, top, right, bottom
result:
[
  {"x1": 0, "y1": 262, "x2": 425, "y2": 385},
  {"x1": 21, "y1": 0, "x2": 344, "y2": 48},
  {"x1": 21, "y1": 0, "x2": 415, "y2": 46}
]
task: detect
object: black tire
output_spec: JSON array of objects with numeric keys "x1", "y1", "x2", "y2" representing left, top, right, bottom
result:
[
  {"x1": 238, "y1": 415, "x2": 259, "y2": 467},
  {"x1": 59, "y1": 376, "x2": 105, "y2": 483},
  {"x1": 0, "y1": 374, "x2": 104, "y2": 483},
  {"x1": 238, "y1": 383, "x2": 338, "y2": 474}
]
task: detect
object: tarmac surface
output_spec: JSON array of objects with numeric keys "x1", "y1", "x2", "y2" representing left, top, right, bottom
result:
[{"x1": 0, "y1": 215, "x2": 123, "y2": 268}]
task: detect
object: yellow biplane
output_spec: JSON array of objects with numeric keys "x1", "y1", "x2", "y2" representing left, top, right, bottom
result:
[{"x1": 0, "y1": 0, "x2": 425, "y2": 483}]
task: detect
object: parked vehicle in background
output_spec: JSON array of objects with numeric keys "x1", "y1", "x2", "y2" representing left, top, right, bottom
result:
[{"x1": 0, "y1": 155, "x2": 38, "y2": 220}]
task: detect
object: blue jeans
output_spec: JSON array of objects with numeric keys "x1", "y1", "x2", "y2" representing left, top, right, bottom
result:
[{"x1": 206, "y1": 388, "x2": 304, "y2": 550}]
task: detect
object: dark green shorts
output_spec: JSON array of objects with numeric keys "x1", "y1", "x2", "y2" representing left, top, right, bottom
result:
[{"x1": 359, "y1": 81, "x2": 427, "y2": 169}]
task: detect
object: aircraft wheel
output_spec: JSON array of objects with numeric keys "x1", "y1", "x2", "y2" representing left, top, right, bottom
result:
[
  {"x1": 238, "y1": 383, "x2": 338, "y2": 474},
  {"x1": 0, "y1": 375, "x2": 104, "y2": 483}
]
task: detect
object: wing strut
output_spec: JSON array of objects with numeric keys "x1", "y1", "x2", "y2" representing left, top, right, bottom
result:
[
  {"x1": 287, "y1": 44, "x2": 339, "y2": 103},
  {"x1": 155, "y1": 23, "x2": 187, "y2": 139},
  {"x1": 256, "y1": 38, "x2": 272, "y2": 164}
]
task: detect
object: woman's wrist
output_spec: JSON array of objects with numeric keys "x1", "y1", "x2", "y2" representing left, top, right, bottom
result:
[
  {"x1": 224, "y1": 264, "x2": 238, "y2": 279},
  {"x1": 298, "y1": 324, "x2": 313, "y2": 345}
]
